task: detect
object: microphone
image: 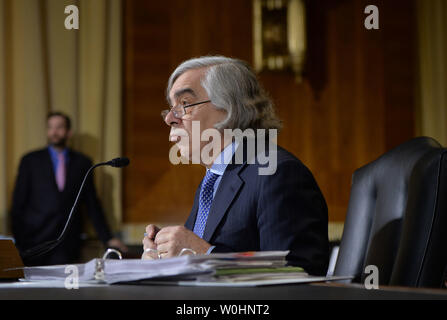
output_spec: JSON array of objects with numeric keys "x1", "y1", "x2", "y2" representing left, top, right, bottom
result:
[
  {"x1": 106, "y1": 157, "x2": 130, "y2": 168},
  {"x1": 21, "y1": 157, "x2": 130, "y2": 264}
]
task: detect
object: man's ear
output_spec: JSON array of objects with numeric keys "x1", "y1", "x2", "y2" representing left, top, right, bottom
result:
[{"x1": 67, "y1": 130, "x2": 73, "y2": 139}]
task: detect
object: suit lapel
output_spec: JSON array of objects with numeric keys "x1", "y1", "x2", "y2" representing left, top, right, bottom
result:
[
  {"x1": 186, "y1": 138, "x2": 255, "y2": 240},
  {"x1": 202, "y1": 163, "x2": 245, "y2": 242},
  {"x1": 64, "y1": 149, "x2": 76, "y2": 195},
  {"x1": 43, "y1": 148, "x2": 59, "y2": 192},
  {"x1": 185, "y1": 183, "x2": 201, "y2": 230}
]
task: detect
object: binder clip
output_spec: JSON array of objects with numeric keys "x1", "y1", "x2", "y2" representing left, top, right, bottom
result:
[{"x1": 94, "y1": 249, "x2": 123, "y2": 282}]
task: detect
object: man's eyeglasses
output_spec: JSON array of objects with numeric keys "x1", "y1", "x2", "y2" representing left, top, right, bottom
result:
[{"x1": 161, "y1": 100, "x2": 211, "y2": 120}]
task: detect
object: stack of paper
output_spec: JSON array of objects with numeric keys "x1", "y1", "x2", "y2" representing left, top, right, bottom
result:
[
  {"x1": 23, "y1": 256, "x2": 213, "y2": 284},
  {"x1": 175, "y1": 251, "x2": 313, "y2": 286},
  {"x1": 192, "y1": 251, "x2": 289, "y2": 268},
  {"x1": 22, "y1": 251, "x2": 351, "y2": 286}
]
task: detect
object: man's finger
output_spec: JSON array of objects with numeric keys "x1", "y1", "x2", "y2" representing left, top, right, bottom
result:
[
  {"x1": 145, "y1": 224, "x2": 160, "y2": 239},
  {"x1": 156, "y1": 242, "x2": 173, "y2": 256},
  {"x1": 143, "y1": 237, "x2": 157, "y2": 250},
  {"x1": 154, "y1": 230, "x2": 172, "y2": 245},
  {"x1": 159, "y1": 251, "x2": 172, "y2": 259}
]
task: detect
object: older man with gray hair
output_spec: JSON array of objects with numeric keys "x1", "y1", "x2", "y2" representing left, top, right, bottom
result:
[{"x1": 143, "y1": 56, "x2": 329, "y2": 275}]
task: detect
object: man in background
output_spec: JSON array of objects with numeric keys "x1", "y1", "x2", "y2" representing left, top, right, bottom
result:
[{"x1": 11, "y1": 112, "x2": 126, "y2": 266}]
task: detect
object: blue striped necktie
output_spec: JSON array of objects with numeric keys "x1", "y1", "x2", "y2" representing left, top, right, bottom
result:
[{"x1": 193, "y1": 170, "x2": 220, "y2": 238}]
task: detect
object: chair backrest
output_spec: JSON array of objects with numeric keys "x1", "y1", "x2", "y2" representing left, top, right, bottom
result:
[{"x1": 334, "y1": 137, "x2": 447, "y2": 288}]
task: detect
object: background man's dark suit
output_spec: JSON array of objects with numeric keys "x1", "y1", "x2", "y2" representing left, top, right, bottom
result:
[
  {"x1": 185, "y1": 141, "x2": 330, "y2": 276},
  {"x1": 11, "y1": 148, "x2": 113, "y2": 266}
]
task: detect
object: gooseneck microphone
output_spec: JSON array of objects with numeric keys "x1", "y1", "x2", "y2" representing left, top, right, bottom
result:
[
  {"x1": 21, "y1": 157, "x2": 130, "y2": 264},
  {"x1": 106, "y1": 157, "x2": 130, "y2": 168}
]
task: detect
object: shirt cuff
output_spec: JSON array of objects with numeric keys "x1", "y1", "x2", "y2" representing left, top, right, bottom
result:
[{"x1": 206, "y1": 246, "x2": 215, "y2": 255}]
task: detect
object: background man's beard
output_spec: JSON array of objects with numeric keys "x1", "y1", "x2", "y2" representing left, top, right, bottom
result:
[{"x1": 48, "y1": 137, "x2": 67, "y2": 148}]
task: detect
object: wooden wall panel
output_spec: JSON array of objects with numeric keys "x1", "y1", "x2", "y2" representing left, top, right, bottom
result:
[
  {"x1": 123, "y1": 0, "x2": 416, "y2": 224},
  {"x1": 123, "y1": 0, "x2": 253, "y2": 224}
]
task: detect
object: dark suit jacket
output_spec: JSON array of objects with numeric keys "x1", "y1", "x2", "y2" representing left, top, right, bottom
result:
[
  {"x1": 185, "y1": 141, "x2": 329, "y2": 275},
  {"x1": 11, "y1": 147, "x2": 113, "y2": 266}
]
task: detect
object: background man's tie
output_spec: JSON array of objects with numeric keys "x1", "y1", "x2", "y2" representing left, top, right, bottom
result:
[
  {"x1": 193, "y1": 170, "x2": 219, "y2": 238},
  {"x1": 56, "y1": 152, "x2": 66, "y2": 191}
]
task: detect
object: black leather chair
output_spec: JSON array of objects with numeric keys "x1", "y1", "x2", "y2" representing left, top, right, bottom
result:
[{"x1": 334, "y1": 137, "x2": 447, "y2": 288}]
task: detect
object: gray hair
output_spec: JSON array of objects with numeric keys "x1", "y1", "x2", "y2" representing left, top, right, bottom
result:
[{"x1": 166, "y1": 56, "x2": 282, "y2": 131}]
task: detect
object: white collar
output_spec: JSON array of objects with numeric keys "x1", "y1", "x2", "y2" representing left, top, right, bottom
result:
[{"x1": 208, "y1": 141, "x2": 239, "y2": 176}]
